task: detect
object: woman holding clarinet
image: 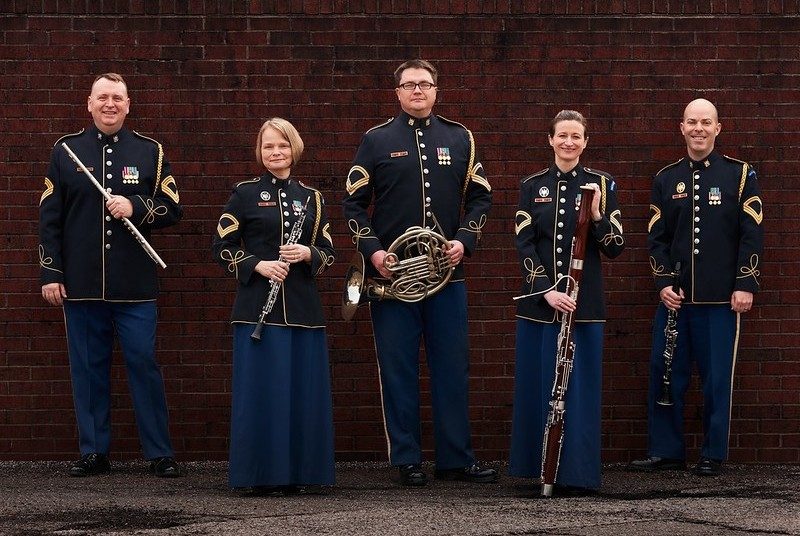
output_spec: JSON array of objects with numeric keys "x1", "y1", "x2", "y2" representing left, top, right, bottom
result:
[
  {"x1": 212, "y1": 118, "x2": 336, "y2": 496},
  {"x1": 509, "y1": 110, "x2": 625, "y2": 496}
]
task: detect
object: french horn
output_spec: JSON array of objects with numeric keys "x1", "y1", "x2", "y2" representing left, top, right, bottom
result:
[{"x1": 342, "y1": 226, "x2": 454, "y2": 320}]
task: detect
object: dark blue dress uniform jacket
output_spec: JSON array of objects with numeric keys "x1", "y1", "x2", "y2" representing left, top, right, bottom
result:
[
  {"x1": 211, "y1": 174, "x2": 335, "y2": 327},
  {"x1": 514, "y1": 165, "x2": 625, "y2": 322},
  {"x1": 342, "y1": 112, "x2": 491, "y2": 280},
  {"x1": 648, "y1": 152, "x2": 763, "y2": 302},
  {"x1": 39, "y1": 126, "x2": 182, "y2": 301}
]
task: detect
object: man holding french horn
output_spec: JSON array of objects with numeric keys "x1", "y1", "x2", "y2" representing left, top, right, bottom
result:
[
  {"x1": 342, "y1": 59, "x2": 496, "y2": 486},
  {"x1": 38, "y1": 73, "x2": 182, "y2": 479}
]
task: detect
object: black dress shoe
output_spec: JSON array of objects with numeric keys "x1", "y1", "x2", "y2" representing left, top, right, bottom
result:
[
  {"x1": 69, "y1": 453, "x2": 111, "y2": 477},
  {"x1": 434, "y1": 462, "x2": 499, "y2": 483},
  {"x1": 693, "y1": 457, "x2": 722, "y2": 476},
  {"x1": 149, "y1": 456, "x2": 181, "y2": 478},
  {"x1": 628, "y1": 456, "x2": 685, "y2": 472},
  {"x1": 398, "y1": 464, "x2": 427, "y2": 486}
]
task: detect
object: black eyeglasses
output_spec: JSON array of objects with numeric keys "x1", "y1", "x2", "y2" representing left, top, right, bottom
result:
[{"x1": 397, "y1": 81, "x2": 436, "y2": 91}]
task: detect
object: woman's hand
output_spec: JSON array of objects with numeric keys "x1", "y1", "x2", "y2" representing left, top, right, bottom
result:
[
  {"x1": 583, "y1": 182, "x2": 602, "y2": 222},
  {"x1": 280, "y1": 244, "x2": 311, "y2": 264},
  {"x1": 545, "y1": 290, "x2": 576, "y2": 313},
  {"x1": 255, "y1": 259, "x2": 290, "y2": 282}
]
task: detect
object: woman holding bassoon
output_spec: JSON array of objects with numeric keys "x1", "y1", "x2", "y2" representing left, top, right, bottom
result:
[
  {"x1": 509, "y1": 110, "x2": 625, "y2": 495},
  {"x1": 212, "y1": 118, "x2": 336, "y2": 495}
]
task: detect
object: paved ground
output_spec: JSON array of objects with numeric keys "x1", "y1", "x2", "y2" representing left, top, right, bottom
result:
[{"x1": 0, "y1": 461, "x2": 797, "y2": 535}]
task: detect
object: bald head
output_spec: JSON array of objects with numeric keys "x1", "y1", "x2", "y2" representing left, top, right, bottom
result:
[
  {"x1": 683, "y1": 99, "x2": 718, "y2": 122},
  {"x1": 680, "y1": 98, "x2": 721, "y2": 161}
]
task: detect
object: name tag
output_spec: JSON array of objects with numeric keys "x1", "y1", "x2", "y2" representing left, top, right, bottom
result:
[
  {"x1": 672, "y1": 193, "x2": 688, "y2": 199},
  {"x1": 390, "y1": 151, "x2": 408, "y2": 158},
  {"x1": 79, "y1": 167, "x2": 94, "y2": 172},
  {"x1": 535, "y1": 197, "x2": 552, "y2": 203},
  {"x1": 258, "y1": 201, "x2": 277, "y2": 207}
]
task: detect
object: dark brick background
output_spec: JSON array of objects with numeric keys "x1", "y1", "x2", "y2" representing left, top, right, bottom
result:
[{"x1": 1, "y1": 3, "x2": 798, "y2": 464}]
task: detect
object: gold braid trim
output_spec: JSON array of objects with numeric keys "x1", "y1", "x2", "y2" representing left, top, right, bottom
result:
[
  {"x1": 311, "y1": 191, "x2": 322, "y2": 244},
  {"x1": 523, "y1": 258, "x2": 547, "y2": 290},
  {"x1": 220, "y1": 249, "x2": 250, "y2": 279},
  {"x1": 738, "y1": 163, "x2": 748, "y2": 202},
  {"x1": 648, "y1": 205, "x2": 661, "y2": 233},
  {"x1": 515, "y1": 210, "x2": 531, "y2": 235},
  {"x1": 40, "y1": 178, "x2": 54, "y2": 205},
  {"x1": 737, "y1": 253, "x2": 761, "y2": 282},
  {"x1": 742, "y1": 196, "x2": 763, "y2": 225},
  {"x1": 649, "y1": 256, "x2": 665, "y2": 276},
  {"x1": 348, "y1": 219, "x2": 374, "y2": 247},
  {"x1": 462, "y1": 129, "x2": 476, "y2": 197}
]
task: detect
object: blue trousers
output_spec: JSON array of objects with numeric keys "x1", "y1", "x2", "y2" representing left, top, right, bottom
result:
[
  {"x1": 509, "y1": 319, "x2": 604, "y2": 489},
  {"x1": 229, "y1": 324, "x2": 335, "y2": 488},
  {"x1": 63, "y1": 301, "x2": 173, "y2": 459},
  {"x1": 647, "y1": 304, "x2": 739, "y2": 461},
  {"x1": 370, "y1": 281, "x2": 474, "y2": 470}
]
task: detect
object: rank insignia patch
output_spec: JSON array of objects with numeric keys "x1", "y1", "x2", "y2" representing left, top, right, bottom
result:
[
  {"x1": 122, "y1": 166, "x2": 139, "y2": 184},
  {"x1": 437, "y1": 147, "x2": 451, "y2": 165}
]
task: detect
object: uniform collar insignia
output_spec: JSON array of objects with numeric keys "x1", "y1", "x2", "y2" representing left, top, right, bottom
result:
[{"x1": 403, "y1": 113, "x2": 432, "y2": 129}]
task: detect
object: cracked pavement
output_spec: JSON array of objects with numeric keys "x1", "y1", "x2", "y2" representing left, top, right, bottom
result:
[{"x1": 0, "y1": 462, "x2": 797, "y2": 535}]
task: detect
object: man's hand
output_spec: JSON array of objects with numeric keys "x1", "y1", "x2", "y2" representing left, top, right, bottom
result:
[
  {"x1": 660, "y1": 286, "x2": 684, "y2": 311},
  {"x1": 371, "y1": 250, "x2": 393, "y2": 279},
  {"x1": 106, "y1": 195, "x2": 133, "y2": 219},
  {"x1": 42, "y1": 283, "x2": 67, "y2": 306},
  {"x1": 731, "y1": 290, "x2": 753, "y2": 313},
  {"x1": 445, "y1": 239, "x2": 464, "y2": 267}
]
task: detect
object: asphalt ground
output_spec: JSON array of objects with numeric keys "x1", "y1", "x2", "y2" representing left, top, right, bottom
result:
[{"x1": 0, "y1": 461, "x2": 797, "y2": 536}]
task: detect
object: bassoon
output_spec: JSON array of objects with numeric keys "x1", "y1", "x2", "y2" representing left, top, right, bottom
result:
[
  {"x1": 656, "y1": 262, "x2": 681, "y2": 406},
  {"x1": 251, "y1": 196, "x2": 311, "y2": 341},
  {"x1": 540, "y1": 185, "x2": 595, "y2": 497}
]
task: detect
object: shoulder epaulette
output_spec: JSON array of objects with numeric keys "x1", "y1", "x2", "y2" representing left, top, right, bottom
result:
[
  {"x1": 365, "y1": 118, "x2": 394, "y2": 134},
  {"x1": 583, "y1": 167, "x2": 611, "y2": 179},
  {"x1": 296, "y1": 180, "x2": 320, "y2": 194},
  {"x1": 722, "y1": 154, "x2": 748, "y2": 166},
  {"x1": 52, "y1": 129, "x2": 84, "y2": 147},
  {"x1": 132, "y1": 130, "x2": 163, "y2": 146},
  {"x1": 521, "y1": 168, "x2": 549, "y2": 184},
  {"x1": 435, "y1": 115, "x2": 469, "y2": 131},
  {"x1": 233, "y1": 177, "x2": 261, "y2": 189},
  {"x1": 655, "y1": 158, "x2": 683, "y2": 177}
]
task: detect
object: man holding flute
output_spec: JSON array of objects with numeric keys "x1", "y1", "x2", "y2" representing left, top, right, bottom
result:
[{"x1": 38, "y1": 73, "x2": 182, "y2": 478}]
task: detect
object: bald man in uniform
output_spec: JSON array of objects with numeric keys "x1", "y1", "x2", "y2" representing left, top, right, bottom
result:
[{"x1": 631, "y1": 99, "x2": 763, "y2": 476}]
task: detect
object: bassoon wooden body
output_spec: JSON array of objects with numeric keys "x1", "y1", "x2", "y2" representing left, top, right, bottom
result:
[{"x1": 540, "y1": 185, "x2": 595, "y2": 497}]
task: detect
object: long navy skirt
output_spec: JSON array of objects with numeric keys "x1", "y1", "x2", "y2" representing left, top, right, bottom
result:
[
  {"x1": 509, "y1": 319, "x2": 604, "y2": 490},
  {"x1": 229, "y1": 324, "x2": 335, "y2": 488}
]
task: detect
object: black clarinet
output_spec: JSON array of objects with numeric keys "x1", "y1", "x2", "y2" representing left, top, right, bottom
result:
[
  {"x1": 251, "y1": 196, "x2": 310, "y2": 341},
  {"x1": 656, "y1": 261, "x2": 681, "y2": 406}
]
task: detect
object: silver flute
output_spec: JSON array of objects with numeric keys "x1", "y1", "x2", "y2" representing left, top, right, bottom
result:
[{"x1": 61, "y1": 142, "x2": 167, "y2": 269}]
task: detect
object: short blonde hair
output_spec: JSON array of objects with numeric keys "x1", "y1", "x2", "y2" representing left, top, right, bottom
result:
[{"x1": 255, "y1": 118, "x2": 304, "y2": 167}]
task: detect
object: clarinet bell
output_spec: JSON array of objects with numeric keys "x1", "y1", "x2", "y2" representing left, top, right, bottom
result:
[
  {"x1": 656, "y1": 386, "x2": 673, "y2": 406},
  {"x1": 250, "y1": 321, "x2": 264, "y2": 342}
]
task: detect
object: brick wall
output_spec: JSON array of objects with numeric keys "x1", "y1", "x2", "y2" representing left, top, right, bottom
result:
[{"x1": 1, "y1": 4, "x2": 798, "y2": 464}]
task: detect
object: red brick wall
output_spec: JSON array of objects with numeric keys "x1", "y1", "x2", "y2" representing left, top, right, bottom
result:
[{"x1": 1, "y1": 5, "x2": 798, "y2": 464}]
